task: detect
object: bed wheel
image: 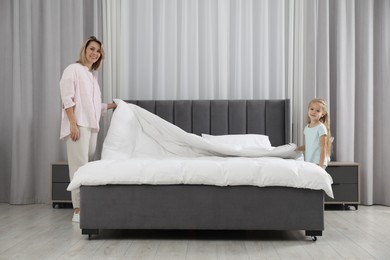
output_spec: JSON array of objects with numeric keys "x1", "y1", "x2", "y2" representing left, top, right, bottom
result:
[
  {"x1": 305, "y1": 230, "x2": 321, "y2": 241},
  {"x1": 82, "y1": 229, "x2": 99, "y2": 240}
]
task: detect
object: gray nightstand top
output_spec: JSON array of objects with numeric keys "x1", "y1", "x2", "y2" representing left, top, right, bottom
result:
[{"x1": 328, "y1": 161, "x2": 359, "y2": 166}]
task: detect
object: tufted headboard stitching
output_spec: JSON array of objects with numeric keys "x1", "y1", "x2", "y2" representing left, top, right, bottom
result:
[{"x1": 125, "y1": 100, "x2": 290, "y2": 146}]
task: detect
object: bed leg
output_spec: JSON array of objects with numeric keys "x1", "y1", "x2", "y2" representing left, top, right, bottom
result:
[
  {"x1": 305, "y1": 230, "x2": 322, "y2": 241},
  {"x1": 82, "y1": 229, "x2": 99, "y2": 239}
]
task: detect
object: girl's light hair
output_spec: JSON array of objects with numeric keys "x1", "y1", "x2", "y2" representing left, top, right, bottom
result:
[
  {"x1": 307, "y1": 98, "x2": 332, "y2": 157},
  {"x1": 77, "y1": 36, "x2": 104, "y2": 71}
]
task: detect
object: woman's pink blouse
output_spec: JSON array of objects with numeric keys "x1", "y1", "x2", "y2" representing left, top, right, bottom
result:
[{"x1": 59, "y1": 63, "x2": 107, "y2": 139}]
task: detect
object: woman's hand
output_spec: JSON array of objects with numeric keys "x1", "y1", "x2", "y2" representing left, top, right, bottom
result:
[
  {"x1": 70, "y1": 122, "x2": 80, "y2": 141},
  {"x1": 65, "y1": 107, "x2": 79, "y2": 141},
  {"x1": 107, "y1": 102, "x2": 117, "y2": 109}
]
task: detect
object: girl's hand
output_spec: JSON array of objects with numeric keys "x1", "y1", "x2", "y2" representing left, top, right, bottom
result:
[{"x1": 70, "y1": 122, "x2": 80, "y2": 141}]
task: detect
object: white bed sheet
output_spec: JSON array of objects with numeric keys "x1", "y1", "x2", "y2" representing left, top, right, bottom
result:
[
  {"x1": 67, "y1": 100, "x2": 333, "y2": 198},
  {"x1": 68, "y1": 156, "x2": 333, "y2": 197}
]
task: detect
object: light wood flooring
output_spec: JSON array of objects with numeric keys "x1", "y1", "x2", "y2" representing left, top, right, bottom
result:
[{"x1": 1, "y1": 203, "x2": 390, "y2": 259}]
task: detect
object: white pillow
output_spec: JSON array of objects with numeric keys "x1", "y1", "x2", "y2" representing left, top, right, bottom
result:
[{"x1": 201, "y1": 134, "x2": 272, "y2": 149}]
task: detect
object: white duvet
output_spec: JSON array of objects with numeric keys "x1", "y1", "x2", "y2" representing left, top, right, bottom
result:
[{"x1": 67, "y1": 99, "x2": 333, "y2": 198}]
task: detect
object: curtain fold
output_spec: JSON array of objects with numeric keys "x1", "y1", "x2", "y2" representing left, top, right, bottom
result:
[
  {"x1": 355, "y1": 0, "x2": 374, "y2": 205},
  {"x1": 373, "y1": 0, "x2": 390, "y2": 206},
  {"x1": 331, "y1": 0, "x2": 356, "y2": 162}
]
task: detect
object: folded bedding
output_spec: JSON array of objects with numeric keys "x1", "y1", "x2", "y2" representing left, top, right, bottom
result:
[{"x1": 67, "y1": 99, "x2": 334, "y2": 198}]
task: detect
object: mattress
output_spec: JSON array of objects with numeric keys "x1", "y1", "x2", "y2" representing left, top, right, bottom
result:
[{"x1": 68, "y1": 156, "x2": 333, "y2": 197}]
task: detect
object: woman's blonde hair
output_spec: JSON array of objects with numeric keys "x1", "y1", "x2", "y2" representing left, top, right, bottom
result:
[
  {"x1": 307, "y1": 98, "x2": 332, "y2": 157},
  {"x1": 77, "y1": 36, "x2": 104, "y2": 71}
]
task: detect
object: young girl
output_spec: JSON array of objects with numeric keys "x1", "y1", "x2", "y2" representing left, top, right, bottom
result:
[{"x1": 298, "y1": 99, "x2": 332, "y2": 168}]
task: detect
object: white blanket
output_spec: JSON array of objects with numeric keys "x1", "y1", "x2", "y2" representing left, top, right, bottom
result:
[
  {"x1": 67, "y1": 100, "x2": 333, "y2": 197},
  {"x1": 102, "y1": 100, "x2": 302, "y2": 159}
]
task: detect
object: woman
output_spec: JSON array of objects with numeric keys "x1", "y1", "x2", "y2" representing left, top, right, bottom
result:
[{"x1": 60, "y1": 36, "x2": 116, "y2": 222}]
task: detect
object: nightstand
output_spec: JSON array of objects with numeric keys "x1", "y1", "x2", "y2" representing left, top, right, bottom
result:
[
  {"x1": 51, "y1": 162, "x2": 72, "y2": 208},
  {"x1": 325, "y1": 162, "x2": 360, "y2": 209}
]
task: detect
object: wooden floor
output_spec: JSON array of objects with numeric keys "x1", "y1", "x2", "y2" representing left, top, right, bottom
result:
[{"x1": 0, "y1": 204, "x2": 390, "y2": 259}]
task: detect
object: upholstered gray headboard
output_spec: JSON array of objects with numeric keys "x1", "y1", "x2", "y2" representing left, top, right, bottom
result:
[{"x1": 125, "y1": 100, "x2": 290, "y2": 146}]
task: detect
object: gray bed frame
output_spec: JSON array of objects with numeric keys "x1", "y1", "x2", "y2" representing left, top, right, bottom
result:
[{"x1": 80, "y1": 100, "x2": 324, "y2": 241}]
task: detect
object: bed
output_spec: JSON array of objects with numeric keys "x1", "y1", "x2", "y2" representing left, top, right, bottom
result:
[{"x1": 70, "y1": 99, "x2": 333, "y2": 241}]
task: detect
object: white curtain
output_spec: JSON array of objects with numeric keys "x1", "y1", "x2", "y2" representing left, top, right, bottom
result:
[
  {"x1": 105, "y1": 0, "x2": 289, "y2": 100},
  {"x1": 1, "y1": 0, "x2": 390, "y2": 206},
  {"x1": 327, "y1": 0, "x2": 390, "y2": 205}
]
